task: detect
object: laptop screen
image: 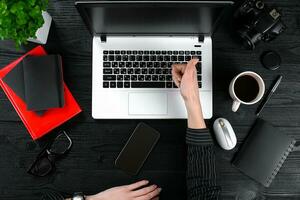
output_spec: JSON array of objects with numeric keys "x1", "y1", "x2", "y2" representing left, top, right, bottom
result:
[{"x1": 76, "y1": 1, "x2": 233, "y2": 36}]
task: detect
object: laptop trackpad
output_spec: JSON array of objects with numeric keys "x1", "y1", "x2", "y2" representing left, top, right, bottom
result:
[{"x1": 129, "y1": 93, "x2": 168, "y2": 115}]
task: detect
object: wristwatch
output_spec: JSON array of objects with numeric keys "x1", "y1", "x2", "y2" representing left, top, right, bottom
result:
[{"x1": 72, "y1": 192, "x2": 85, "y2": 200}]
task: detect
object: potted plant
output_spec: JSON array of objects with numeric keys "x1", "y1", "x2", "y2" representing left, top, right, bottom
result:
[{"x1": 0, "y1": 0, "x2": 51, "y2": 48}]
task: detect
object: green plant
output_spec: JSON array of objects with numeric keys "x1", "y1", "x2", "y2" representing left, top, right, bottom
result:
[{"x1": 0, "y1": 0, "x2": 48, "y2": 48}]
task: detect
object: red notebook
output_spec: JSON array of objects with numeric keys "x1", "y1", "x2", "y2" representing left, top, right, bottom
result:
[{"x1": 0, "y1": 46, "x2": 82, "y2": 140}]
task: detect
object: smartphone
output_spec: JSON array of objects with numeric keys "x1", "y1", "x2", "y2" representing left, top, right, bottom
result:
[{"x1": 115, "y1": 123, "x2": 160, "y2": 175}]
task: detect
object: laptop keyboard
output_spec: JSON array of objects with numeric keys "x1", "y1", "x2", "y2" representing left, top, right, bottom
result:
[{"x1": 102, "y1": 50, "x2": 202, "y2": 88}]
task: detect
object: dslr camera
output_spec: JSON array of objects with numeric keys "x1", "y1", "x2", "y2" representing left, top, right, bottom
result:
[{"x1": 234, "y1": 0, "x2": 286, "y2": 49}]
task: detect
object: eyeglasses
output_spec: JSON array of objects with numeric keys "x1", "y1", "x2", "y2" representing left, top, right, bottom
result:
[{"x1": 27, "y1": 131, "x2": 72, "y2": 177}]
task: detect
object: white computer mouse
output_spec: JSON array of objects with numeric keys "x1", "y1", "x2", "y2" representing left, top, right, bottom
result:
[{"x1": 213, "y1": 118, "x2": 237, "y2": 150}]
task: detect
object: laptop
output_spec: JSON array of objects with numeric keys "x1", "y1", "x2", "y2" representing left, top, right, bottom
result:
[{"x1": 75, "y1": 1, "x2": 233, "y2": 119}]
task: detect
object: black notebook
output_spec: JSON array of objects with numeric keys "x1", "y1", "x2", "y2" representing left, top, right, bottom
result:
[
  {"x1": 22, "y1": 55, "x2": 64, "y2": 111},
  {"x1": 3, "y1": 55, "x2": 64, "y2": 113},
  {"x1": 232, "y1": 118, "x2": 296, "y2": 187}
]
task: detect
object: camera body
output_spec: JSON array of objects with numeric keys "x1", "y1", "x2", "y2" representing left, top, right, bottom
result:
[{"x1": 234, "y1": 0, "x2": 286, "y2": 49}]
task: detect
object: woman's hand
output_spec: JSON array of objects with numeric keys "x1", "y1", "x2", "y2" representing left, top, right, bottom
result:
[
  {"x1": 172, "y1": 59, "x2": 206, "y2": 129},
  {"x1": 86, "y1": 180, "x2": 161, "y2": 200}
]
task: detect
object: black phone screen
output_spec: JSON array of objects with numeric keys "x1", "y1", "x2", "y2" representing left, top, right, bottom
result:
[{"x1": 115, "y1": 123, "x2": 160, "y2": 175}]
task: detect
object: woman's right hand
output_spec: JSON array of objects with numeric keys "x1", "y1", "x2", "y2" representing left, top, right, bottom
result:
[
  {"x1": 172, "y1": 59, "x2": 206, "y2": 129},
  {"x1": 86, "y1": 180, "x2": 161, "y2": 200}
]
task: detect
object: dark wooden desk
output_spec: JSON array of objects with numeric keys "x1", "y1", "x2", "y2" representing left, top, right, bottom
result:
[{"x1": 0, "y1": 0, "x2": 300, "y2": 199}]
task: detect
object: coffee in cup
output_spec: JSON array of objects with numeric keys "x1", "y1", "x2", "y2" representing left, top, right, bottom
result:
[{"x1": 229, "y1": 71, "x2": 265, "y2": 112}]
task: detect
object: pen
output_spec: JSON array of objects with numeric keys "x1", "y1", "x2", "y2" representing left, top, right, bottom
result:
[{"x1": 256, "y1": 75, "x2": 283, "y2": 116}]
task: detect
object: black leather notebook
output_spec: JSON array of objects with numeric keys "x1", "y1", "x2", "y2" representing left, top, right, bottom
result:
[
  {"x1": 232, "y1": 118, "x2": 296, "y2": 187},
  {"x1": 22, "y1": 55, "x2": 64, "y2": 111}
]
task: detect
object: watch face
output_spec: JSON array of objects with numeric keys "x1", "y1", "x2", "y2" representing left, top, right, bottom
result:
[{"x1": 73, "y1": 195, "x2": 84, "y2": 200}]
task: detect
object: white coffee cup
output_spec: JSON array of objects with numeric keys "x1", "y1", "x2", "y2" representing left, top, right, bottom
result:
[{"x1": 229, "y1": 71, "x2": 265, "y2": 112}]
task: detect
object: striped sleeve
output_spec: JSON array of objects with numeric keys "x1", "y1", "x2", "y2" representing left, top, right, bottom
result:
[
  {"x1": 186, "y1": 128, "x2": 221, "y2": 200},
  {"x1": 41, "y1": 190, "x2": 64, "y2": 200}
]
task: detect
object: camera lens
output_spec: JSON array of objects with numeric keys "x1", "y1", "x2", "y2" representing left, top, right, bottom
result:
[{"x1": 256, "y1": 1, "x2": 264, "y2": 9}]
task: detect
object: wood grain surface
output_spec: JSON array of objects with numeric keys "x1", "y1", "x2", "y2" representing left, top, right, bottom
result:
[{"x1": 0, "y1": 0, "x2": 300, "y2": 199}]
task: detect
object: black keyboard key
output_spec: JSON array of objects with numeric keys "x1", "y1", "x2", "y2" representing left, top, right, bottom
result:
[
  {"x1": 173, "y1": 51, "x2": 178, "y2": 54},
  {"x1": 162, "y1": 51, "x2": 167, "y2": 55},
  {"x1": 131, "y1": 82, "x2": 165, "y2": 88},
  {"x1": 179, "y1": 51, "x2": 184, "y2": 55},
  {"x1": 166, "y1": 82, "x2": 173, "y2": 88},
  {"x1": 124, "y1": 75, "x2": 130, "y2": 81},
  {"x1": 164, "y1": 56, "x2": 170, "y2": 61},
  {"x1": 167, "y1": 62, "x2": 173, "y2": 68},
  {"x1": 103, "y1": 75, "x2": 116, "y2": 81},
  {"x1": 103, "y1": 82, "x2": 109, "y2": 88},
  {"x1": 121, "y1": 50, "x2": 126, "y2": 54},
  {"x1": 196, "y1": 51, "x2": 202, "y2": 55},
  {"x1": 173, "y1": 82, "x2": 178, "y2": 88},
  {"x1": 178, "y1": 56, "x2": 184, "y2": 61},
  {"x1": 109, "y1": 55, "x2": 115, "y2": 61},
  {"x1": 133, "y1": 62, "x2": 139, "y2": 68},
  {"x1": 154, "y1": 62, "x2": 160, "y2": 68},
  {"x1": 191, "y1": 51, "x2": 196, "y2": 55},
  {"x1": 104, "y1": 62, "x2": 111, "y2": 68},
  {"x1": 112, "y1": 62, "x2": 118, "y2": 68},
  {"x1": 117, "y1": 82, "x2": 123, "y2": 88},
  {"x1": 122, "y1": 55, "x2": 128, "y2": 61},
  {"x1": 126, "y1": 62, "x2": 132, "y2": 68},
  {"x1": 126, "y1": 50, "x2": 132, "y2": 54},
  {"x1": 113, "y1": 68, "x2": 120, "y2": 74},
  {"x1": 197, "y1": 55, "x2": 202, "y2": 61},
  {"x1": 145, "y1": 75, "x2": 151, "y2": 81},
  {"x1": 134, "y1": 68, "x2": 141, "y2": 74},
  {"x1": 198, "y1": 82, "x2": 202, "y2": 88},
  {"x1": 138, "y1": 51, "x2": 143, "y2": 54},
  {"x1": 140, "y1": 62, "x2": 146, "y2": 68},
  {"x1": 150, "y1": 51, "x2": 155, "y2": 54},
  {"x1": 159, "y1": 75, "x2": 165, "y2": 81},
  {"x1": 121, "y1": 69, "x2": 127, "y2": 74},
  {"x1": 196, "y1": 63, "x2": 202, "y2": 74},
  {"x1": 197, "y1": 75, "x2": 202, "y2": 81},
  {"x1": 136, "y1": 55, "x2": 143, "y2": 61},
  {"x1": 144, "y1": 51, "x2": 149, "y2": 54},
  {"x1": 166, "y1": 75, "x2": 172, "y2": 81},
  {"x1": 138, "y1": 75, "x2": 145, "y2": 81},
  {"x1": 171, "y1": 56, "x2": 177, "y2": 61},
  {"x1": 131, "y1": 75, "x2": 137, "y2": 81},
  {"x1": 150, "y1": 55, "x2": 156, "y2": 61},
  {"x1": 103, "y1": 69, "x2": 112, "y2": 74},
  {"x1": 152, "y1": 75, "x2": 158, "y2": 81},
  {"x1": 149, "y1": 68, "x2": 155, "y2": 74},
  {"x1": 128, "y1": 69, "x2": 134, "y2": 74},
  {"x1": 167, "y1": 51, "x2": 172, "y2": 55},
  {"x1": 124, "y1": 82, "x2": 130, "y2": 88},
  {"x1": 142, "y1": 69, "x2": 148, "y2": 74},
  {"x1": 116, "y1": 55, "x2": 121, "y2": 61},
  {"x1": 161, "y1": 62, "x2": 167, "y2": 68},
  {"x1": 157, "y1": 55, "x2": 164, "y2": 61},
  {"x1": 155, "y1": 69, "x2": 162, "y2": 74},
  {"x1": 143, "y1": 56, "x2": 150, "y2": 61},
  {"x1": 109, "y1": 50, "x2": 114, "y2": 54},
  {"x1": 115, "y1": 50, "x2": 120, "y2": 54},
  {"x1": 156, "y1": 51, "x2": 161, "y2": 54},
  {"x1": 185, "y1": 56, "x2": 191, "y2": 61},
  {"x1": 185, "y1": 51, "x2": 190, "y2": 55},
  {"x1": 103, "y1": 51, "x2": 108, "y2": 54},
  {"x1": 103, "y1": 55, "x2": 108, "y2": 61},
  {"x1": 162, "y1": 69, "x2": 169, "y2": 74},
  {"x1": 117, "y1": 75, "x2": 123, "y2": 81},
  {"x1": 133, "y1": 51, "x2": 138, "y2": 54},
  {"x1": 110, "y1": 82, "x2": 116, "y2": 88},
  {"x1": 147, "y1": 62, "x2": 153, "y2": 68},
  {"x1": 129, "y1": 55, "x2": 135, "y2": 61},
  {"x1": 119, "y1": 62, "x2": 125, "y2": 68}
]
